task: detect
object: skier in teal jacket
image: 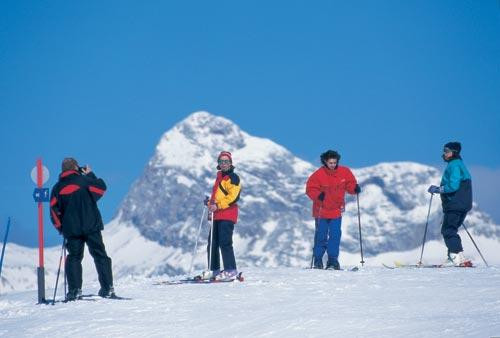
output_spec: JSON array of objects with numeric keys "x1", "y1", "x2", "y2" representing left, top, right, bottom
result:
[{"x1": 428, "y1": 142, "x2": 472, "y2": 266}]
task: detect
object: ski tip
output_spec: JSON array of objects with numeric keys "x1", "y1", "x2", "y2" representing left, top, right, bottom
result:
[{"x1": 110, "y1": 295, "x2": 132, "y2": 300}]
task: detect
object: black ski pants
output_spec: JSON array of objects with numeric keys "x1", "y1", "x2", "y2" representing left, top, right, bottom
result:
[
  {"x1": 65, "y1": 231, "x2": 113, "y2": 291},
  {"x1": 207, "y1": 220, "x2": 237, "y2": 271},
  {"x1": 441, "y1": 211, "x2": 467, "y2": 254}
]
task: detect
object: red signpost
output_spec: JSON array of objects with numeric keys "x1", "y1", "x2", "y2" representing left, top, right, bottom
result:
[
  {"x1": 37, "y1": 160, "x2": 45, "y2": 265},
  {"x1": 32, "y1": 158, "x2": 50, "y2": 304},
  {"x1": 36, "y1": 159, "x2": 45, "y2": 303}
]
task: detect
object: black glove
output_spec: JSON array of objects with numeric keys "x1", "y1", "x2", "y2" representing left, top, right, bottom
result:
[
  {"x1": 318, "y1": 192, "x2": 325, "y2": 201},
  {"x1": 203, "y1": 196, "x2": 209, "y2": 206},
  {"x1": 354, "y1": 184, "x2": 361, "y2": 194}
]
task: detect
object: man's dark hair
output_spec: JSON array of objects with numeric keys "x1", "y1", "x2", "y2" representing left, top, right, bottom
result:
[
  {"x1": 62, "y1": 158, "x2": 78, "y2": 172},
  {"x1": 320, "y1": 150, "x2": 341, "y2": 166}
]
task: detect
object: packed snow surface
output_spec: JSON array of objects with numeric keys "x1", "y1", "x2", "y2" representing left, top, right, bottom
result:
[{"x1": 1, "y1": 266, "x2": 499, "y2": 337}]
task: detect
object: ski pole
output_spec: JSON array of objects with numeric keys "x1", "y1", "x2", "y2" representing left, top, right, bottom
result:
[
  {"x1": 418, "y1": 193, "x2": 434, "y2": 266},
  {"x1": 52, "y1": 238, "x2": 66, "y2": 305},
  {"x1": 356, "y1": 193, "x2": 365, "y2": 266},
  {"x1": 462, "y1": 222, "x2": 489, "y2": 267},
  {"x1": 63, "y1": 243, "x2": 67, "y2": 301},
  {"x1": 0, "y1": 217, "x2": 11, "y2": 279},
  {"x1": 310, "y1": 218, "x2": 318, "y2": 269},
  {"x1": 310, "y1": 201, "x2": 323, "y2": 269},
  {"x1": 207, "y1": 212, "x2": 215, "y2": 272},
  {"x1": 188, "y1": 206, "x2": 207, "y2": 276}
]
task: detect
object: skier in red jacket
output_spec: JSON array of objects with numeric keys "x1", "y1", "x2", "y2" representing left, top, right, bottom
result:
[{"x1": 306, "y1": 150, "x2": 360, "y2": 269}]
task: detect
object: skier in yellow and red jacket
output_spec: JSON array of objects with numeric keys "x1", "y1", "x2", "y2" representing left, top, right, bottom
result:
[{"x1": 203, "y1": 151, "x2": 241, "y2": 281}]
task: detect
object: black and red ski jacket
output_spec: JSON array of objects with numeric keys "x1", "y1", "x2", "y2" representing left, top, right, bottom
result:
[{"x1": 50, "y1": 170, "x2": 107, "y2": 237}]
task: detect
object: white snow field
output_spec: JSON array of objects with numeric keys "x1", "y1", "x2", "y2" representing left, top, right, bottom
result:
[{"x1": 1, "y1": 265, "x2": 499, "y2": 338}]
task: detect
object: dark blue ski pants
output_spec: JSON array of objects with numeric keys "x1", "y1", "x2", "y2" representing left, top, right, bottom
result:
[
  {"x1": 207, "y1": 220, "x2": 237, "y2": 271},
  {"x1": 313, "y1": 217, "x2": 342, "y2": 264},
  {"x1": 441, "y1": 211, "x2": 467, "y2": 254}
]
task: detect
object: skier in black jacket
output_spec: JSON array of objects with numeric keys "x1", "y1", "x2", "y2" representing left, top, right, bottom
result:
[{"x1": 50, "y1": 158, "x2": 115, "y2": 300}]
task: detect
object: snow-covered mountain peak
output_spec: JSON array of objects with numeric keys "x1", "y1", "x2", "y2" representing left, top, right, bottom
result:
[
  {"x1": 153, "y1": 111, "x2": 245, "y2": 171},
  {"x1": 175, "y1": 111, "x2": 246, "y2": 145},
  {"x1": 152, "y1": 111, "x2": 305, "y2": 176}
]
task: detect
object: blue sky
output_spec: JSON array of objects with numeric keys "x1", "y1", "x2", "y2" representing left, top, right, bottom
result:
[{"x1": 1, "y1": 1, "x2": 499, "y2": 247}]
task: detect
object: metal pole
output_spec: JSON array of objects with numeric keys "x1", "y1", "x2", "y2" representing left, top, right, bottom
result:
[
  {"x1": 208, "y1": 214, "x2": 215, "y2": 272},
  {"x1": 356, "y1": 193, "x2": 365, "y2": 266},
  {"x1": 310, "y1": 202, "x2": 323, "y2": 268},
  {"x1": 188, "y1": 207, "x2": 207, "y2": 276},
  {"x1": 36, "y1": 158, "x2": 46, "y2": 304},
  {"x1": 418, "y1": 193, "x2": 434, "y2": 266},
  {"x1": 462, "y1": 222, "x2": 489, "y2": 267},
  {"x1": 51, "y1": 239, "x2": 66, "y2": 305},
  {"x1": 63, "y1": 243, "x2": 67, "y2": 301},
  {"x1": 310, "y1": 218, "x2": 318, "y2": 269},
  {"x1": 0, "y1": 217, "x2": 12, "y2": 279}
]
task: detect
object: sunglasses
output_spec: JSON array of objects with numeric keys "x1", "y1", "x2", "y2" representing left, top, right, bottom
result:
[
  {"x1": 218, "y1": 160, "x2": 231, "y2": 165},
  {"x1": 443, "y1": 148, "x2": 453, "y2": 154}
]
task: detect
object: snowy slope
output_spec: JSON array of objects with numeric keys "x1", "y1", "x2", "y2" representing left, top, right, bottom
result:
[
  {"x1": 1, "y1": 111, "x2": 499, "y2": 293},
  {"x1": 1, "y1": 266, "x2": 500, "y2": 338}
]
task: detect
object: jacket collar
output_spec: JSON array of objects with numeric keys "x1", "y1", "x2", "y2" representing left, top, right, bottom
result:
[
  {"x1": 60, "y1": 170, "x2": 79, "y2": 179},
  {"x1": 445, "y1": 155, "x2": 462, "y2": 163},
  {"x1": 219, "y1": 166, "x2": 234, "y2": 178},
  {"x1": 321, "y1": 166, "x2": 338, "y2": 175}
]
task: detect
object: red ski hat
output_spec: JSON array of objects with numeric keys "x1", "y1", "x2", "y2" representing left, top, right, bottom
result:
[{"x1": 218, "y1": 151, "x2": 232, "y2": 162}]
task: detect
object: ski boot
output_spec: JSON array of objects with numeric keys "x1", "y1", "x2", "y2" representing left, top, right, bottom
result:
[
  {"x1": 312, "y1": 258, "x2": 323, "y2": 269},
  {"x1": 443, "y1": 252, "x2": 472, "y2": 267},
  {"x1": 215, "y1": 269, "x2": 239, "y2": 281},
  {"x1": 325, "y1": 258, "x2": 341, "y2": 270},
  {"x1": 195, "y1": 269, "x2": 220, "y2": 281},
  {"x1": 98, "y1": 286, "x2": 116, "y2": 298},
  {"x1": 66, "y1": 288, "x2": 82, "y2": 301}
]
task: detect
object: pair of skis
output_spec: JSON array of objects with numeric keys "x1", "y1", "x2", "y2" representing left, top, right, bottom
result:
[
  {"x1": 383, "y1": 261, "x2": 474, "y2": 269},
  {"x1": 306, "y1": 266, "x2": 360, "y2": 272},
  {"x1": 50, "y1": 293, "x2": 132, "y2": 304},
  {"x1": 154, "y1": 272, "x2": 244, "y2": 285},
  {"x1": 79, "y1": 293, "x2": 132, "y2": 300}
]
